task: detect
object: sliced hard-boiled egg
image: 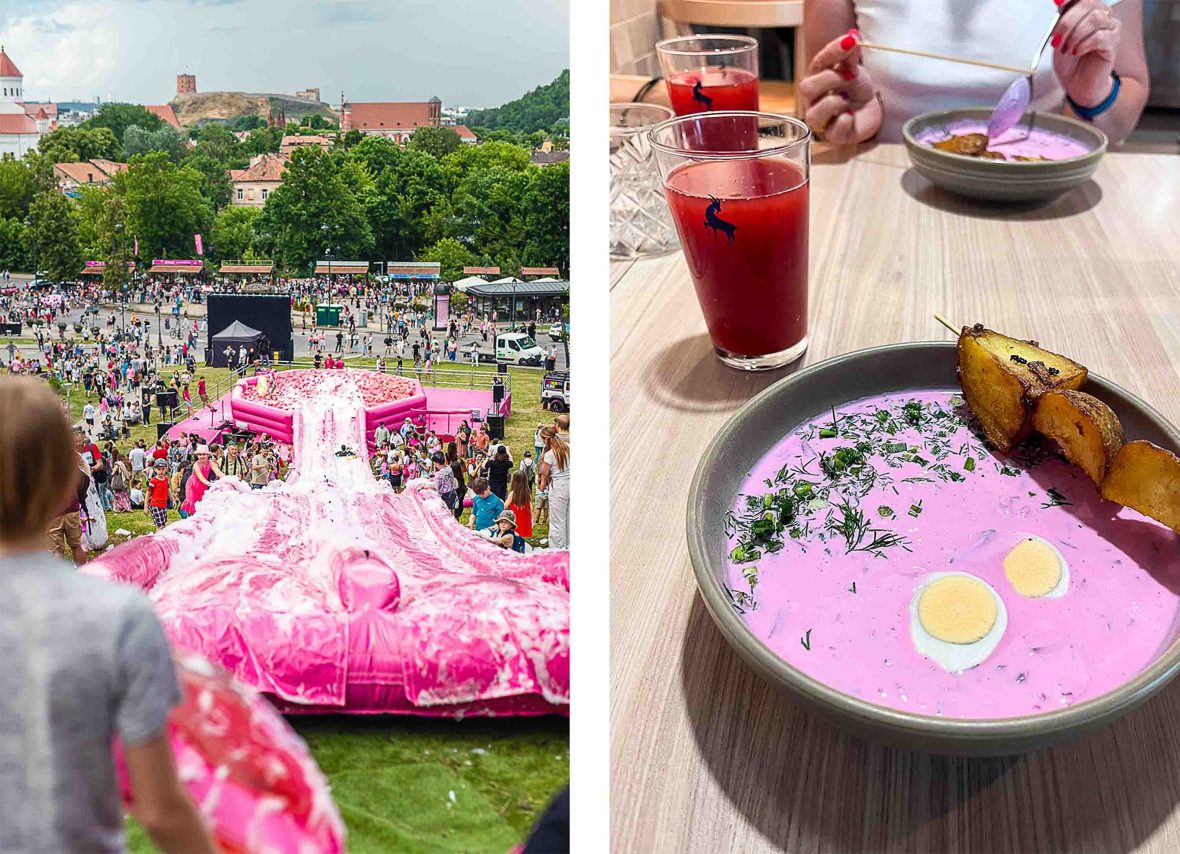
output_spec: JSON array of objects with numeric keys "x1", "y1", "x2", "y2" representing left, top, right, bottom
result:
[
  {"x1": 1003, "y1": 536, "x2": 1069, "y2": 599},
  {"x1": 910, "y1": 572, "x2": 1007, "y2": 673}
]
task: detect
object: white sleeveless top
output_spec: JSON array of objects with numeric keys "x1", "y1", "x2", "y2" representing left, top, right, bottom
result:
[{"x1": 854, "y1": 0, "x2": 1120, "y2": 142}]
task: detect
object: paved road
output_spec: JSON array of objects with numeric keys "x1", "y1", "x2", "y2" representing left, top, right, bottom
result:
[{"x1": 23, "y1": 299, "x2": 570, "y2": 371}]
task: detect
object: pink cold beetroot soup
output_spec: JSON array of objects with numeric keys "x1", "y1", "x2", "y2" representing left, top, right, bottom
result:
[
  {"x1": 917, "y1": 120, "x2": 1091, "y2": 161},
  {"x1": 723, "y1": 390, "x2": 1180, "y2": 720}
]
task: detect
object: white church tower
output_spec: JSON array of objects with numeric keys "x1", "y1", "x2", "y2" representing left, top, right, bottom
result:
[
  {"x1": 0, "y1": 46, "x2": 47, "y2": 157},
  {"x1": 0, "y1": 45, "x2": 26, "y2": 114}
]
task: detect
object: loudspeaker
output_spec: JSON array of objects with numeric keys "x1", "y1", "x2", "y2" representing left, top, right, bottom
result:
[
  {"x1": 485, "y1": 414, "x2": 505, "y2": 441},
  {"x1": 157, "y1": 422, "x2": 174, "y2": 440},
  {"x1": 156, "y1": 390, "x2": 178, "y2": 409},
  {"x1": 492, "y1": 379, "x2": 504, "y2": 405}
]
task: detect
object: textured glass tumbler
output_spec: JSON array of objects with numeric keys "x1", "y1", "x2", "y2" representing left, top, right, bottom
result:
[{"x1": 610, "y1": 102, "x2": 678, "y2": 260}]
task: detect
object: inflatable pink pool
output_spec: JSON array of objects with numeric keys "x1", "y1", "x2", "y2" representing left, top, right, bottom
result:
[
  {"x1": 87, "y1": 372, "x2": 569, "y2": 717},
  {"x1": 232, "y1": 370, "x2": 430, "y2": 449}
]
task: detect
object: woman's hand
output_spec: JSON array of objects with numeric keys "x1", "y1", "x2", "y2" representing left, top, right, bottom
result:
[
  {"x1": 1052, "y1": 0, "x2": 1120, "y2": 107},
  {"x1": 800, "y1": 30, "x2": 882, "y2": 144}
]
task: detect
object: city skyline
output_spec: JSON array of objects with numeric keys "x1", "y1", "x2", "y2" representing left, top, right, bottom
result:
[{"x1": 0, "y1": 0, "x2": 568, "y2": 108}]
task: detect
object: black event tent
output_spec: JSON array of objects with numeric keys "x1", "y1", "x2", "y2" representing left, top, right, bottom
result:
[{"x1": 209, "y1": 320, "x2": 266, "y2": 367}]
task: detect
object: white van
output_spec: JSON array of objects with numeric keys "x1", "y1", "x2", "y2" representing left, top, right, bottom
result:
[{"x1": 495, "y1": 332, "x2": 545, "y2": 366}]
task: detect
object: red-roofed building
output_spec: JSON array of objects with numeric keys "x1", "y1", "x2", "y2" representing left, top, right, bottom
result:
[
  {"x1": 145, "y1": 104, "x2": 182, "y2": 130},
  {"x1": 339, "y1": 95, "x2": 442, "y2": 143},
  {"x1": 54, "y1": 159, "x2": 128, "y2": 193},
  {"x1": 0, "y1": 46, "x2": 56, "y2": 157},
  {"x1": 451, "y1": 124, "x2": 478, "y2": 145},
  {"x1": 229, "y1": 153, "x2": 287, "y2": 207}
]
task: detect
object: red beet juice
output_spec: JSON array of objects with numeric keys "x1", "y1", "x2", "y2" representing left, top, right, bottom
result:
[
  {"x1": 666, "y1": 68, "x2": 761, "y2": 152},
  {"x1": 664, "y1": 157, "x2": 808, "y2": 358}
]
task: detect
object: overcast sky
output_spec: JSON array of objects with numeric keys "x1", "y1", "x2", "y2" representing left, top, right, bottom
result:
[{"x1": 0, "y1": 0, "x2": 568, "y2": 108}]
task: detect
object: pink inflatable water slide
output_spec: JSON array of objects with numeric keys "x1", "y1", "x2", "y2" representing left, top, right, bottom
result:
[{"x1": 85, "y1": 371, "x2": 569, "y2": 717}]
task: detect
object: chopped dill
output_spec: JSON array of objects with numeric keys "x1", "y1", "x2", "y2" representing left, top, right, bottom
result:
[{"x1": 1041, "y1": 488, "x2": 1072, "y2": 509}]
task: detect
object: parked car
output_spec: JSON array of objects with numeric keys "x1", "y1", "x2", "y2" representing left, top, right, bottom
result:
[
  {"x1": 547, "y1": 322, "x2": 565, "y2": 341},
  {"x1": 541, "y1": 370, "x2": 570, "y2": 413},
  {"x1": 495, "y1": 332, "x2": 544, "y2": 366}
]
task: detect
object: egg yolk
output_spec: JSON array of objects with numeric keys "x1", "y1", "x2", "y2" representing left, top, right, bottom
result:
[
  {"x1": 917, "y1": 575, "x2": 997, "y2": 644},
  {"x1": 1004, "y1": 538, "x2": 1062, "y2": 598}
]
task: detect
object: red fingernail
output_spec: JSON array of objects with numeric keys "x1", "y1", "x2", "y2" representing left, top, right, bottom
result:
[
  {"x1": 1054, "y1": 0, "x2": 1064, "y2": 6},
  {"x1": 845, "y1": 109, "x2": 854, "y2": 116},
  {"x1": 1051, "y1": 33, "x2": 1062, "y2": 47},
  {"x1": 840, "y1": 35, "x2": 856, "y2": 50},
  {"x1": 841, "y1": 67, "x2": 857, "y2": 81}
]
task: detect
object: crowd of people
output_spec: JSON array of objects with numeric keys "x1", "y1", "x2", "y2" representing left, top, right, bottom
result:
[{"x1": 371, "y1": 411, "x2": 570, "y2": 550}]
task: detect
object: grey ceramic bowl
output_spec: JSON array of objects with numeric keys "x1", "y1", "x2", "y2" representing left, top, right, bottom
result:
[
  {"x1": 902, "y1": 108, "x2": 1107, "y2": 203},
  {"x1": 687, "y1": 342, "x2": 1180, "y2": 756}
]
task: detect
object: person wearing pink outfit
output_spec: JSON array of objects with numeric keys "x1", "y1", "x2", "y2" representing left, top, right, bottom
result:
[{"x1": 181, "y1": 446, "x2": 223, "y2": 516}]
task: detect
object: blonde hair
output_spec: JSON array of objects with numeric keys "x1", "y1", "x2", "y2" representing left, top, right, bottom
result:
[
  {"x1": 541, "y1": 427, "x2": 568, "y2": 470},
  {"x1": 0, "y1": 377, "x2": 78, "y2": 540}
]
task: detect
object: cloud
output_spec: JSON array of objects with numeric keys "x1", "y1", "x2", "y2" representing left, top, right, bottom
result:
[
  {"x1": 317, "y1": 1, "x2": 384, "y2": 24},
  {"x1": 3, "y1": 0, "x2": 567, "y2": 108},
  {"x1": 31, "y1": 17, "x2": 77, "y2": 33}
]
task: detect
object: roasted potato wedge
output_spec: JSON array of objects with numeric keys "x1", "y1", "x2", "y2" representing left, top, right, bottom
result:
[
  {"x1": 957, "y1": 325, "x2": 1088, "y2": 453},
  {"x1": 1032, "y1": 390, "x2": 1125, "y2": 486},
  {"x1": 933, "y1": 133, "x2": 988, "y2": 156},
  {"x1": 1101, "y1": 441, "x2": 1180, "y2": 533}
]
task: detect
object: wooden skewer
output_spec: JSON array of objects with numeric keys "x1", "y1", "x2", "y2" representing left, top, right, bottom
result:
[
  {"x1": 934, "y1": 314, "x2": 961, "y2": 335},
  {"x1": 858, "y1": 42, "x2": 1030, "y2": 77}
]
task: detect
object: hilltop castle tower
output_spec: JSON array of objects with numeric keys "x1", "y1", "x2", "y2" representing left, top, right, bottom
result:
[{"x1": 177, "y1": 73, "x2": 196, "y2": 96}]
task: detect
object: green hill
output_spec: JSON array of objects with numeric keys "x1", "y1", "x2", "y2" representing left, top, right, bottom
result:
[{"x1": 465, "y1": 70, "x2": 569, "y2": 133}]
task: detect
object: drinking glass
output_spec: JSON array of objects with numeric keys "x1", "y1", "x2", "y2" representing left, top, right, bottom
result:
[
  {"x1": 610, "y1": 103, "x2": 678, "y2": 259},
  {"x1": 650, "y1": 112, "x2": 811, "y2": 371},
  {"x1": 656, "y1": 35, "x2": 760, "y2": 118}
]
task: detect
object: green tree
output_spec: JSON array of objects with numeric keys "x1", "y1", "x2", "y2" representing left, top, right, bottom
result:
[
  {"x1": 96, "y1": 193, "x2": 132, "y2": 295},
  {"x1": 0, "y1": 157, "x2": 34, "y2": 220},
  {"x1": 186, "y1": 151, "x2": 233, "y2": 210},
  {"x1": 340, "y1": 129, "x2": 364, "y2": 149},
  {"x1": 193, "y1": 124, "x2": 239, "y2": 163},
  {"x1": 522, "y1": 160, "x2": 569, "y2": 275},
  {"x1": 408, "y1": 126, "x2": 461, "y2": 159},
  {"x1": 241, "y1": 126, "x2": 284, "y2": 157},
  {"x1": 255, "y1": 147, "x2": 372, "y2": 271},
  {"x1": 115, "y1": 151, "x2": 212, "y2": 260},
  {"x1": 352, "y1": 145, "x2": 449, "y2": 261},
  {"x1": 0, "y1": 217, "x2": 30, "y2": 272},
  {"x1": 441, "y1": 140, "x2": 532, "y2": 187},
  {"x1": 465, "y1": 70, "x2": 569, "y2": 134},
  {"x1": 73, "y1": 184, "x2": 111, "y2": 258},
  {"x1": 209, "y1": 205, "x2": 261, "y2": 261},
  {"x1": 35, "y1": 126, "x2": 121, "y2": 164},
  {"x1": 420, "y1": 237, "x2": 476, "y2": 281},
  {"x1": 449, "y1": 166, "x2": 529, "y2": 268},
  {"x1": 84, "y1": 103, "x2": 165, "y2": 144},
  {"x1": 123, "y1": 125, "x2": 183, "y2": 162},
  {"x1": 27, "y1": 191, "x2": 83, "y2": 283}
]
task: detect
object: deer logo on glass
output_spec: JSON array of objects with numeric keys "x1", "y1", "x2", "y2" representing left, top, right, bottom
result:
[
  {"x1": 704, "y1": 196, "x2": 736, "y2": 244},
  {"x1": 692, "y1": 78, "x2": 713, "y2": 110}
]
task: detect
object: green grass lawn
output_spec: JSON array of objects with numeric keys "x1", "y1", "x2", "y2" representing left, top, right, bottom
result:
[
  {"x1": 56, "y1": 359, "x2": 567, "y2": 851},
  {"x1": 126, "y1": 717, "x2": 569, "y2": 853}
]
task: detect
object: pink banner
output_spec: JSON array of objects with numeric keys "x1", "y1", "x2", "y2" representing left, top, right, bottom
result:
[{"x1": 195, "y1": 233, "x2": 204, "y2": 256}]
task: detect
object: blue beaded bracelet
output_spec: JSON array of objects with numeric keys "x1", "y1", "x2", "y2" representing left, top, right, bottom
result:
[{"x1": 1067, "y1": 72, "x2": 1120, "y2": 121}]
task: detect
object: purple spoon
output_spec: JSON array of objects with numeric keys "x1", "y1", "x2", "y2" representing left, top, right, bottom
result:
[
  {"x1": 988, "y1": 75, "x2": 1031, "y2": 140},
  {"x1": 987, "y1": 15, "x2": 1060, "y2": 142}
]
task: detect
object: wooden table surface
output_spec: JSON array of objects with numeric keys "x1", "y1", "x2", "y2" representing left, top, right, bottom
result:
[{"x1": 610, "y1": 144, "x2": 1180, "y2": 852}]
